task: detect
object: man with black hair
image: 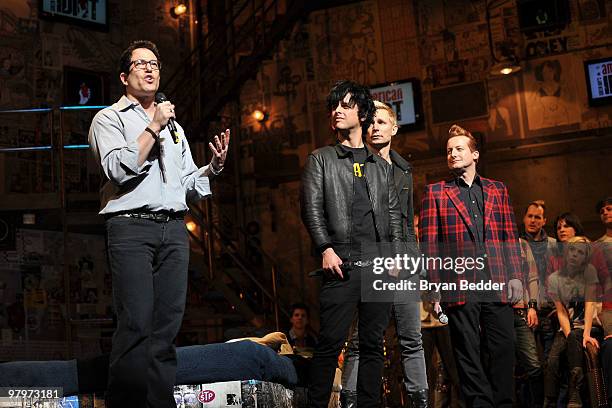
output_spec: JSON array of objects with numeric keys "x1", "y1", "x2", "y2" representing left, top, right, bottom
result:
[
  {"x1": 301, "y1": 80, "x2": 403, "y2": 408},
  {"x1": 287, "y1": 303, "x2": 317, "y2": 350},
  {"x1": 88, "y1": 40, "x2": 230, "y2": 408},
  {"x1": 596, "y1": 197, "x2": 612, "y2": 243}
]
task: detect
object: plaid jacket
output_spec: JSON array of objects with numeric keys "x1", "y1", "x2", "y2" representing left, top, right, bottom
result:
[{"x1": 419, "y1": 176, "x2": 523, "y2": 306}]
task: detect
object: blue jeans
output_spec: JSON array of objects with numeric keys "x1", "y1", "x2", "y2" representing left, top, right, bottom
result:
[
  {"x1": 342, "y1": 301, "x2": 428, "y2": 394},
  {"x1": 514, "y1": 309, "x2": 543, "y2": 407},
  {"x1": 105, "y1": 216, "x2": 189, "y2": 408}
]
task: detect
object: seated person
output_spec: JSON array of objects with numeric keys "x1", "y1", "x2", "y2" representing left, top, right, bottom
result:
[
  {"x1": 543, "y1": 236, "x2": 602, "y2": 408},
  {"x1": 286, "y1": 303, "x2": 317, "y2": 354}
]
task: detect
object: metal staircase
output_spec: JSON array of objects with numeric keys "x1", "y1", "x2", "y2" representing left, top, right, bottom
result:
[{"x1": 161, "y1": 0, "x2": 311, "y2": 139}]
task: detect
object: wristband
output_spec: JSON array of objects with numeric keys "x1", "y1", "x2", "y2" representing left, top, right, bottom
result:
[
  {"x1": 528, "y1": 299, "x2": 537, "y2": 309},
  {"x1": 145, "y1": 127, "x2": 159, "y2": 140},
  {"x1": 210, "y1": 163, "x2": 223, "y2": 175}
]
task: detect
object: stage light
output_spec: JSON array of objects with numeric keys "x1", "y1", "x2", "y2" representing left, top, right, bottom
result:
[
  {"x1": 171, "y1": 3, "x2": 187, "y2": 18},
  {"x1": 186, "y1": 221, "x2": 197, "y2": 232},
  {"x1": 252, "y1": 109, "x2": 267, "y2": 122}
]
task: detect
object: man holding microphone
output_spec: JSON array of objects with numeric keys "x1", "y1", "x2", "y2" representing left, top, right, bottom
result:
[{"x1": 88, "y1": 40, "x2": 229, "y2": 408}]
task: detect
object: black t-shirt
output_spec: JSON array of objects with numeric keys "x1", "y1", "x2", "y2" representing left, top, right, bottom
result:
[{"x1": 343, "y1": 146, "x2": 377, "y2": 254}]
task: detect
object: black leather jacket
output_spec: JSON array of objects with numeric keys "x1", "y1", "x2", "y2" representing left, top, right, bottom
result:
[
  {"x1": 300, "y1": 144, "x2": 403, "y2": 259},
  {"x1": 390, "y1": 150, "x2": 417, "y2": 243}
]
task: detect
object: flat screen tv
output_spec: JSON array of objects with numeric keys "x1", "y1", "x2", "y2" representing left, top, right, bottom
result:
[
  {"x1": 584, "y1": 57, "x2": 612, "y2": 107},
  {"x1": 369, "y1": 79, "x2": 423, "y2": 131}
]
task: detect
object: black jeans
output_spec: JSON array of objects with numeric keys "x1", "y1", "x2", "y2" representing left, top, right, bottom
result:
[
  {"x1": 601, "y1": 338, "x2": 612, "y2": 407},
  {"x1": 543, "y1": 329, "x2": 584, "y2": 400},
  {"x1": 422, "y1": 324, "x2": 464, "y2": 407},
  {"x1": 105, "y1": 216, "x2": 189, "y2": 408},
  {"x1": 308, "y1": 268, "x2": 392, "y2": 408},
  {"x1": 447, "y1": 302, "x2": 514, "y2": 408}
]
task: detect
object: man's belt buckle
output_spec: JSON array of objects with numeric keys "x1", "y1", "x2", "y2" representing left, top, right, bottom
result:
[{"x1": 147, "y1": 213, "x2": 170, "y2": 222}]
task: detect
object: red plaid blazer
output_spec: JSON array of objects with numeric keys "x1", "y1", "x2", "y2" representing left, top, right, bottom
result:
[{"x1": 419, "y1": 176, "x2": 523, "y2": 306}]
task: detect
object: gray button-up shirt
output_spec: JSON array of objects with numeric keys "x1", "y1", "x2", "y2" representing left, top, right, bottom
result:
[{"x1": 88, "y1": 95, "x2": 211, "y2": 214}]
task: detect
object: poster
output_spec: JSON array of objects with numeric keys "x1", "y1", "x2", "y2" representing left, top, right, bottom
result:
[{"x1": 522, "y1": 55, "x2": 581, "y2": 133}]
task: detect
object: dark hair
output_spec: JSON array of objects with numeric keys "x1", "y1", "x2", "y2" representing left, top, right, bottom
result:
[
  {"x1": 326, "y1": 80, "x2": 375, "y2": 133},
  {"x1": 290, "y1": 302, "x2": 310, "y2": 317},
  {"x1": 535, "y1": 60, "x2": 561, "y2": 82},
  {"x1": 524, "y1": 199, "x2": 547, "y2": 217},
  {"x1": 118, "y1": 40, "x2": 161, "y2": 76},
  {"x1": 554, "y1": 212, "x2": 585, "y2": 239},
  {"x1": 596, "y1": 197, "x2": 612, "y2": 213}
]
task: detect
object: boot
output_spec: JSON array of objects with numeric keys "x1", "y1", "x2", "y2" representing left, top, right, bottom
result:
[
  {"x1": 407, "y1": 389, "x2": 429, "y2": 408},
  {"x1": 567, "y1": 367, "x2": 584, "y2": 408},
  {"x1": 542, "y1": 397, "x2": 556, "y2": 408},
  {"x1": 528, "y1": 374, "x2": 544, "y2": 408},
  {"x1": 339, "y1": 389, "x2": 357, "y2": 408}
]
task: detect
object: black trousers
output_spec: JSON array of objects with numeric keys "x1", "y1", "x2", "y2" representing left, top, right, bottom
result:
[
  {"x1": 543, "y1": 329, "x2": 584, "y2": 400},
  {"x1": 308, "y1": 269, "x2": 392, "y2": 408},
  {"x1": 601, "y1": 338, "x2": 612, "y2": 407},
  {"x1": 421, "y1": 325, "x2": 463, "y2": 406},
  {"x1": 447, "y1": 302, "x2": 514, "y2": 408},
  {"x1": 105, "y1": 216, "x2": 189, "y2": 408}
]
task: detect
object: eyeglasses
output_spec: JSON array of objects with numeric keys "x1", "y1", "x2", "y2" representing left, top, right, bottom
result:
[{"x1": 130, "y1": 59, "x2": 161, "y2": 71}]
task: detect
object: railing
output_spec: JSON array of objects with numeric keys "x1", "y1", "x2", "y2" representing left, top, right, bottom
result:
[
  {"x1": 188, "y1": 202, "x2": 290, "y2": 330},
  {"x1": 0, "y1": 105, "x2": 107, "y2": 358}
]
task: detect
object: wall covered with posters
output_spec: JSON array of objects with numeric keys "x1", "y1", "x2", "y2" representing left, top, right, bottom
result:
[
  {"x1": 236, "y1": 0, "x2": 612, "y2": 311},
  {"x1": 0, "y1": 0, "x2": 191, "y2": 196}
]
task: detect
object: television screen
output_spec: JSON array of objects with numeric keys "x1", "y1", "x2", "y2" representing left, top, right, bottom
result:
[
  {"x1": 40, "y1": 0, "x2": 108, "y2": 30},
  {"x1": 517, "y1": 0, "x2": 570, "y2": 32},
  {"x1": 370, "y1": 79, "x2": 423, "y2": 131},
  {"x1": 584, "y1": 57, "x2": 612, "y2": 106}
]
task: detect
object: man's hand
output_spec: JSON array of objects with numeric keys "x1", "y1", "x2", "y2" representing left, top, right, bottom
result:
[
  {"x1": 507, "y1": 279, "x2": 523, "y2": 304},
  {"x1": 583, "y1": 334, "x2": 600, "y2": 349},
  {"x1": 527, "y1": 308, "x2": 538, "y2": 328},
  {"x1": 209, "y1": 129, "x2": 230, "y2": 171},
  {"x1": 322, "y1": 247, "x2": 344, "y2": 279},
  {"x1": 150, "y1": 101, "x2": 175, "y2": 131},
  {"x1": 433, "y1": 301, "x2": 442, "y2": 315}
]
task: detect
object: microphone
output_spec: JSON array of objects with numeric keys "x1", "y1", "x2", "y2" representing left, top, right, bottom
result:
[
  {"x1": 434, "y1": 302, "x2": 448, "y2": 324},
  {"x1": 438, "y1": 311, "x2": 449, "y2": 325},
  {"x1": 154, "y1": 92, "x2": 180, "y2": 144}
]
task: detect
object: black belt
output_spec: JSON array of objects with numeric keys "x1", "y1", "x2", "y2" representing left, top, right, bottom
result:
[{"x1": 106, "y1": 210, "x2": 187, "y2": 222}]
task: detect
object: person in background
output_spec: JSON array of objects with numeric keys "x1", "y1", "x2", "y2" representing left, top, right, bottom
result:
[
  {"x1": 521, "y1": 201, "x2": 558, "y2": 359},
  {"x1": 595, "y1": 197, "x2": 612, "y2": 243},
  {"x1": 543, "y1": 236, "x2": 601, "y2": 408},
  {"x1": 287, "y1": 303, "x2": 317, "y2": 351}
]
